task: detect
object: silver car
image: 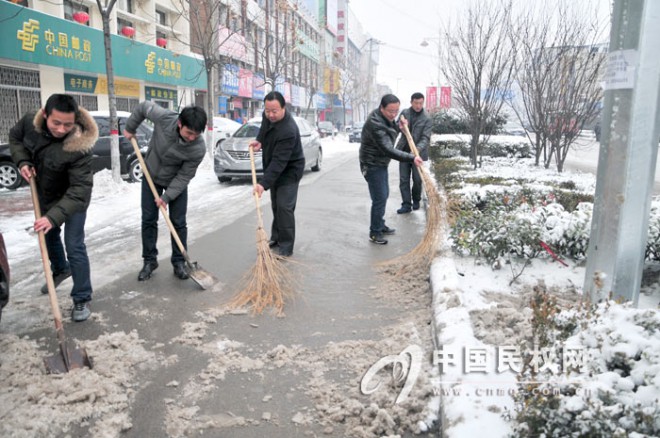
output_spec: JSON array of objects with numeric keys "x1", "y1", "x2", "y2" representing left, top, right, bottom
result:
[{"x1": 214, "y1": 116, "x2": 323, "y2": 182}]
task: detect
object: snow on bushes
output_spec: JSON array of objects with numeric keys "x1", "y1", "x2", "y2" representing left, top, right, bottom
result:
[{"x1": 508, "y1": 299, "x2": 660, "y2": 437}]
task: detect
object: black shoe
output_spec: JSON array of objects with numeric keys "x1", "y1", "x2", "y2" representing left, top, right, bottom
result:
[
  {"x1": 173, "y1": 262, "x2": 189, "y2": 280},
  {"x1": 277, "y1": 249, "x2": 293, "y2": 257},
  {"x1": 268, "y1": 240, "x2": 279, "y2": 248},
  {"x1": 382, "y1": 226, "x2": 396, "y2": 235},
  {"x1": 412, "y1": 202, "x2": 420, "y2": 210},
  {"x1": 397, "y1": 206, "x2": 412, "y2": 214},
  {"x1": 369, "y1": 233, "x2": 388, "y2": 245},
  {"x1": 41, "y1": 270, "x2": 72, "y2": 294},
  {"x1": 138, "y1": 261, "x2": 158, "y2": 281}
]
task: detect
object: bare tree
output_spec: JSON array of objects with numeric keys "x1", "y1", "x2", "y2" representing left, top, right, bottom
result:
[
  {"x1": 510, "y1": 1, "x2": 606, "y2": 172},
  {"x1": 440, "y1": 0, "x2": 517, "y2": 169},
  {"x1": 94, "y1": 0, "x2": 121, "y2": 183},
  {"x1": 252, "y1": 0, "x2": 300, "y2": 90},
  {"x1": 172, "y1": 0, "x2": 246, "y2": 155}
]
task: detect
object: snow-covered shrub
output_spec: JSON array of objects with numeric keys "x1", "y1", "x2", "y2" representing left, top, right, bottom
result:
[
  {"x1": 434, "y1": 138, "x2": 531, "y2": 159},
  {"x1": 450, "y1": 186, "x2": 660, "y2": 263},
  {"x1": 509, "y1": 300, "x2": 660, "y2": 437}
]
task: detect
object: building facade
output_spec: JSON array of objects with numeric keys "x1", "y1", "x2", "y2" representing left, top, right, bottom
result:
[
  {"x1": 0, "y1": 0, "x2": 206, "y2": 142},
  {"x1": 0, "y1": 0, "x2": 379, "y2": 141}
]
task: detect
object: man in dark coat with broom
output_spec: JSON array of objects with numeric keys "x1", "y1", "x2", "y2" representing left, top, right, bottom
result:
[
  {"x1": 250, "y1": 91, "x2": 305, "y2": 257},
  {"x1": 396, "y1": 92, "x2": 432, "y2": 214},
  {"x1": 359, "y1": 94, "x2": 423, "y2": 245}
]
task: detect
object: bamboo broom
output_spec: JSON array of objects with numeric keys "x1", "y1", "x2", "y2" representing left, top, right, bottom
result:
[
  {"x1": 384, "y1": 115, "x2": 446, "y2": 270},
  {"x1": 227, "y1": 145, "x2": 294, "y2": 315}
]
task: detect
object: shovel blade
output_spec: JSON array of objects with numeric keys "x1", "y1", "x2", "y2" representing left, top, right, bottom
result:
[
  {"x1": 186, "y1": 261, "x2": 219, "y2": 290},
  {"x1": 44, "y1": 343, "x2": 93, "y2": 374}
]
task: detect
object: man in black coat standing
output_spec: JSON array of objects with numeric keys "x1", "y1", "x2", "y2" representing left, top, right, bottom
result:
[
  {"x1": 396, "y1": 92, "x2": 432, "y2": 214},
  {"x1": 250, "y1": 91, "x2": 305, "y2": 257}
]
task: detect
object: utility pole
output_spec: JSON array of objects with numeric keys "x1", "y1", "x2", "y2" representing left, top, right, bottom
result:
[{"x1": 584, "y1": 0, "x2": 660, "y2": 306}]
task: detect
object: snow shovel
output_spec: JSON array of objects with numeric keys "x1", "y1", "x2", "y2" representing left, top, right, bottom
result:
[
  {"x1": 130, "y1": 138, "x2": 217, "y2": 290},
  {"x1": 29, "y1": 177, "x2": 92, "y2": 373}
]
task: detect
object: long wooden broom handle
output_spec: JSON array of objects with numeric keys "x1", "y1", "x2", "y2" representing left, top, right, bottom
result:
[
  {"x1": 248, "y1": 145, "x2": 266, "y2": 230},
  {"x1": 29, "y1": 176, "x2": 64, "y2": 330},
  {"x1": 399, "y1": 115, "x2": 421, "y2": 158},
  {"x1": 130, "y1": 138, "x2": 189, "y2": 259}
]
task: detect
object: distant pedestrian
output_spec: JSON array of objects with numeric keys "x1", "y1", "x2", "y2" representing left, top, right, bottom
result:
[
  {"x1": 396, "y1": 92, "x2": 432, "y2": 214},
  {"x1": 9, "y1": 93, "x2": 98, "y2": 322},
  {"x1": 123, "y1": 102, "x2": 207, "y2": 281},
  {"x1": 359, "y1": 94, "x2": 423, "y2": 245},
  {"x1": 250, "y1": 91, "x2": 305, "y2": 257}
]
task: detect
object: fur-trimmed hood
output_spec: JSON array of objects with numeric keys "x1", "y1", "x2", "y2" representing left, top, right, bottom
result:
[{"x1": 33, "y1": 107, "x2": 99, "y2": 153}]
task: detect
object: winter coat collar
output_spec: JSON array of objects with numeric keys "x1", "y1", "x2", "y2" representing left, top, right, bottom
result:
[{"x1": 32, "y1": 107, "x2": 98, "y2": 153}]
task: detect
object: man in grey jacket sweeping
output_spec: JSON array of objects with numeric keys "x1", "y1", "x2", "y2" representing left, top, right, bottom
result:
[{"x1": 123, "y1": 102, "x2": 207, "y2": 281}]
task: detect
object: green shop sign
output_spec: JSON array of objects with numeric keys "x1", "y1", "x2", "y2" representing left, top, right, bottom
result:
[{"x1": 0, "y1": 2, "x2": 206, "y2": 89}]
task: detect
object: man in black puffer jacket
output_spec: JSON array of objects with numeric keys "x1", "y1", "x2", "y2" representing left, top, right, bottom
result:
[
  {"x1": 251, "y1": 91, "x2": 305, "y2": 257},
  {"x1": 360, "y1": 94, "x2": 423, "y2": 245},
  {"x1": 10, "y1": 94, "x2": 98, "y2": 322}
]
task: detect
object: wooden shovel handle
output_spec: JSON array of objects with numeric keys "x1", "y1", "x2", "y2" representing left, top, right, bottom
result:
[
  {"x1": 29, "y1": 177, "x2": 64, "y2": 330},
  {"x1": 129, "y1": 137, "x2": 189, "y2": 260}
]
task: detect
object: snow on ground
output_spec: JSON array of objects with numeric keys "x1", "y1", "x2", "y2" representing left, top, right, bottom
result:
[
  {"x1": 2, "y1": 131, "x2": 659, "y2": 436},
  {"x1": 429, "y1": 133, "x2": 660, "y2": 437},
  {"x1": 0, "y1": 136, "x2": 357, "y2": 332}
]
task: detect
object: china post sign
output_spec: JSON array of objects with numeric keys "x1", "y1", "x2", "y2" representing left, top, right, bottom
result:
[{"x1": 0, "y1": 2, "x2": 206, "y2": 89}]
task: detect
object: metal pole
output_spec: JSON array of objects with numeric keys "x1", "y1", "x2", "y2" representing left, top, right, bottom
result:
[{"x1": 584, "y1": 0, "x2": 660, "y2": 306}]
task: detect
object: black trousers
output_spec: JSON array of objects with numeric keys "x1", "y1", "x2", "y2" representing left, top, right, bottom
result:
[
  {"x1": 269, "y1": 182, "x2": 300, "y2": 254},
  {"x1": 399, "y1": 161, "x2": 422, "y2": 208},
  {"x1": 141, "y1": 178, "x2": 188, "y2": 265}
]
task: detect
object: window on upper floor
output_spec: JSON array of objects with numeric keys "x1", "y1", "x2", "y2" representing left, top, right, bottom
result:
[
  {"x1": 117, "y1": 0, "x2": 133, "y2": 14},
  {"x1": 156, "y1": 9, "x2": 167, "y2": 26},
  {"x1": 64, "y1": 0, "x2": 90, "y2": 26}
]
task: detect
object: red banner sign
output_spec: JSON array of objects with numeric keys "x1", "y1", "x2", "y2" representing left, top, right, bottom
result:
[
  {"x1": 440, "y1": 87, "x2": 452, "y2": 109},
  {"x1": 426, "y1": 86, "x2": 438, "y2": 110}
]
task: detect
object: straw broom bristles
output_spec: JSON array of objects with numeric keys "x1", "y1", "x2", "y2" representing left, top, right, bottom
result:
[
  {"x1": 382, "y1": 116, "x2": 447, "y2": 272},
  {"x1": 227, "y1": 146, "x2": 294, "y2": 315}
]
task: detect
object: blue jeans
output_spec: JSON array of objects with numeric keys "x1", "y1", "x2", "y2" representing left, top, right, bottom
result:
[
  {"x1": 361, "y1": 163, "x2": 389, "y2": 235},
  {"x1": 141, "y1": 178, "x2": 188, "y2": 265},
  {"x1": 45, "y1": 211, "x2": 92, "y2": 304}
]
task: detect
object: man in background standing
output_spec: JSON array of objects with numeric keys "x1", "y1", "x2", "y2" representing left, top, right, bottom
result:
[
  {"x1": 250, "y1": 91, "x2": 305, "y2": 257},
  {"x1": 396, "y1": 92, "x2": 432, "y2": 214},
  {"x1": 359, "y1": 94, "x2": 423, "y2": 245},
  {"x1": 123, "y1": 102, "x2": 207, "y2": 281}
]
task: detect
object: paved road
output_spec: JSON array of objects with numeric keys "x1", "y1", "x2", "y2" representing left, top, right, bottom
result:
[
  {"x1": 17, "y1": 148, "x2": 438, "y2": 437},
  {"x1": 563, "y1": 137, "x2": 660, "y2": 194}
]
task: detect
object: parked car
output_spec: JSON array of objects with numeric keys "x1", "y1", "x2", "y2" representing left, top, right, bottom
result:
[
  {"x1": 211, "y1": 117, "x2": 242, "y2": 149},
  {"x1": 0, "y1": 142, "x2": 22, "y2": 190},
  {"x1": 214, "y1": 116, "x2": 323, "y2": 182},
  {"x1": 89, "y1": 111, "x2": 153, "y2": 182},
  {"x1": 348, "y1": 122, "x2": 365, "y2": 143},
  {"x1": 317, "y1": 121, "x2": 336, "y2": 138},
  {"x1": 0, "y1": 231, "x2": 9, "y2": 323}
]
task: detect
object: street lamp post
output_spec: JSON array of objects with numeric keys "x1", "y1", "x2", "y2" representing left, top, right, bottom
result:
[{"x1": 420, "y1": 36, "x2": 442, "y2": 90}]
